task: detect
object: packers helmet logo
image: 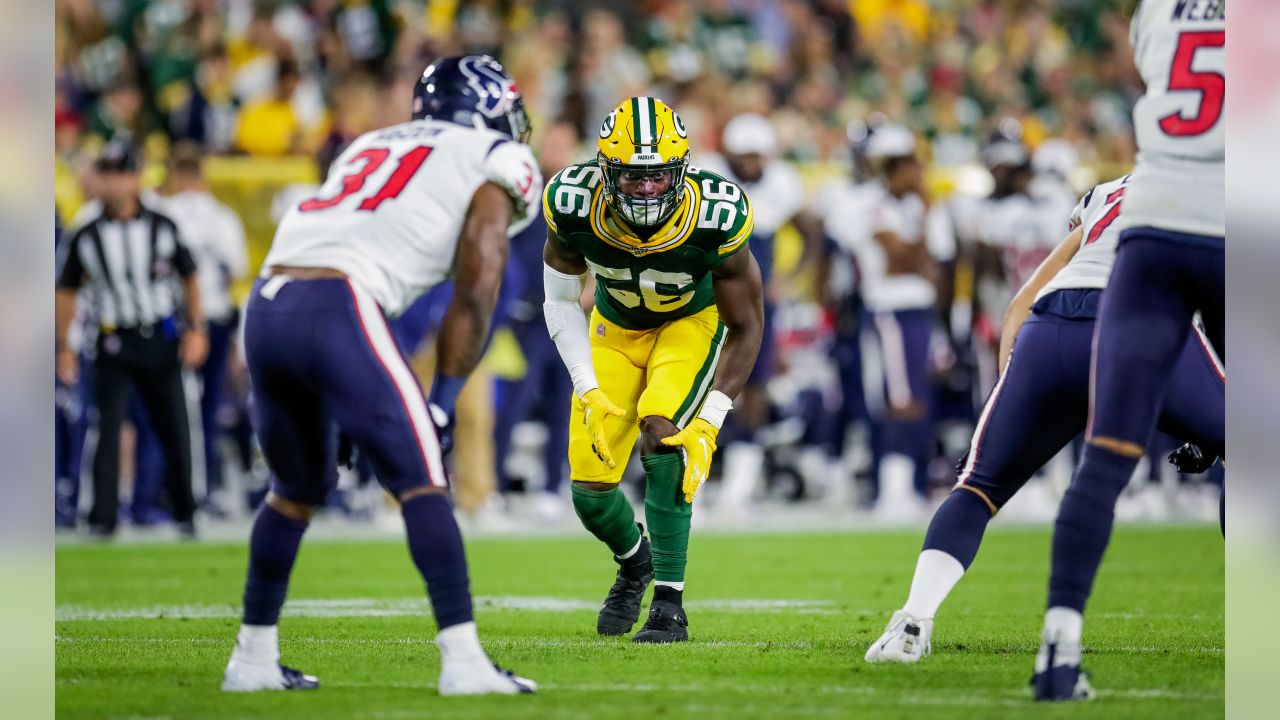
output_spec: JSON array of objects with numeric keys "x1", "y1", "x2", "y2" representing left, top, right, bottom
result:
[
  {"x1": 599, "y1": 110, "x2": 618, "y2": 139},
  {"x1": 672, "y1": 111, "x2": 688, "y2": 139}
]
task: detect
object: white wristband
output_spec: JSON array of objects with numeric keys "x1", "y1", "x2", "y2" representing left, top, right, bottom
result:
[{"x1": 696, "y1": 390, "x2": 734, "y2": 430}]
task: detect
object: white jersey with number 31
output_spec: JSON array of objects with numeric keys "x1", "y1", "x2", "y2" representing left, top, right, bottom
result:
[
  {"x1": 264, "y1": 119, "x2": 541, "y2": 315},
  {"x1": 1121, "y1": 0, "x2": 1225, "y2": 238}
]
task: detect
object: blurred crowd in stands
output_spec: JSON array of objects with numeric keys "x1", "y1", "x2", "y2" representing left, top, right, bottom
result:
[
  {"x1": 55, "y1": 0, "x2": 1145, "y2": 172},
  {"x1": 55, "y1": 0, "x2": 1222, "y2": 536}
]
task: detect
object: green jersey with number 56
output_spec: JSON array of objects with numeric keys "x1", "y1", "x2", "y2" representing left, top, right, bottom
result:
[{"x1": 543, "y1": 162, "x2": 753, "y2": 330}]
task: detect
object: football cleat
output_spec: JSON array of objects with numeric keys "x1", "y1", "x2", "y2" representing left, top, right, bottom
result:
[
  {"x1": 221, "y1": 657, "x2": 319, "y2": 692},
  {"x1": 438, "y1": 661, "x2": 537, "y2": 696},
  {"x1": 864, "y1": 610, "x2": 933, "y2": 663},
  {"x1": 1032, "y1": 642, "x2": 1095, "y2": 701},
  {"x1": 597, "y1": 533, "x2": 653, "y2": 636},
  {"x1": 632, "y1": 599, "x2": 689, "y2": 644}
]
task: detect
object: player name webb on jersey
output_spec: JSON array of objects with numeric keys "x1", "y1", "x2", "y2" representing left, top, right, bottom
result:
[{"x1": 543, "y1": 97, "x2": 754, "y2": 331}]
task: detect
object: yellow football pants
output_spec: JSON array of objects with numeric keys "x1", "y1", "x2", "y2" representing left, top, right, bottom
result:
[{"x1": 568, "y1": 305, "x2": 726, "y2": 484}]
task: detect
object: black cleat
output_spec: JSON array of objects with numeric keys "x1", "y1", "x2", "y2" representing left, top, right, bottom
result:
[
  {"x1": 597, "y1": 534, "x2": 653, "y2": 636},
  {"x1": 632, "y1": 599, "x2": 689, "y2": 644},
  {"x1": 280, "y1": 664, "x2": 320, "y2": 690}
]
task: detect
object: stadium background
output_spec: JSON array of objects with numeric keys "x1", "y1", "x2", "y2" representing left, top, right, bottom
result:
[
  {"x1": 56, "y1": 0, "x2": 1142, "y2": 253},
  {"x1": 53, "y1": 0, "x2": 1221, "y2": 530},
  {"x1": 50, "y1": 2, "x2": 1228, "y2": 717}
]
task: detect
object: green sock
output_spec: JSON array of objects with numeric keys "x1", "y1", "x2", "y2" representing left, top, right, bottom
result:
[
  {"x1": 571, "y1": 485, "x2": 641, "y2": 557},
  {"x1": 641, "y1": 453, "x2": 691, "y2": 584}
]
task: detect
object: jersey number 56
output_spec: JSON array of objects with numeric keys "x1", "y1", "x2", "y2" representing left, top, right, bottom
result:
[{"x1": 587, "y1": 261, "x2": 696, "y2": 313}]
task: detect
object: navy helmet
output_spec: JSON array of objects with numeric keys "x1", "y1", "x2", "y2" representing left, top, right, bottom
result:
[{"x1": 412, "y1": 55, "x2": 531, "y2": 143}]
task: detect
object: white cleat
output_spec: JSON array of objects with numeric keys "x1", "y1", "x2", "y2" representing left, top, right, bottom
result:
[
  {"x1": 864, "y1": 610, "x2": 933, "y2": 663},
  {"x1": 438, "y1": 660, "x2": 537, "y2": 696},
  {"x1": 222, "y1": 655, "x2": 319, "y2": 692}
]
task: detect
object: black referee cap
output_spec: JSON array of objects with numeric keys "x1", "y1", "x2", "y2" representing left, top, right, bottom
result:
[{"x1": 95, "y1": 138, "x2": 142, "y2": 173}]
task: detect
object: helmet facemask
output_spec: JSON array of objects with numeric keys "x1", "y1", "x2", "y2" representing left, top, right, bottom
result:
[
  {"x1": 504, "y1": 96, "x2": 532, "y2": 144},
  {"x1": 597, "y1": 152, "x2": 689, "y2": 227}
]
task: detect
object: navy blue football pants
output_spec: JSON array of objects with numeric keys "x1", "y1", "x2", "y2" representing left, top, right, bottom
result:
[
  {"x1": 1049, "y1": 228, "x2": 1224, "y2": 612},
  {"x1": 244, "y1": 277, "x2": 449, "y2": 505},
  {"x1": 955, "y1": 287, "x2": 1223, "y2": 512}
]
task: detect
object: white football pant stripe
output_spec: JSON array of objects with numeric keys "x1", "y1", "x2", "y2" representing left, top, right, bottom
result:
[{"x1": 347, "y1": 280, "x2": 448, "y2": 488}]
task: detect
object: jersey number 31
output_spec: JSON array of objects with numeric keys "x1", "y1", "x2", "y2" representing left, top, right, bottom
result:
[{"x1": 299, "y1": 146, "x2": 434, "y2": 213}]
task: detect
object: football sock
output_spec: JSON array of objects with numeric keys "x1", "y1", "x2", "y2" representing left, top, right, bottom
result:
[
  {"x1": 1048, "y1": 445, "x2": 1139, "y2": 612},
  {"x1": 642, "y1": 453, "x2": 691, "y2": 585},
  {"x1": 902, "y1": 549, "x2": 966, "y2": 620},
  {"x1": 1039, "y1": 606, "x2": 1084, "y2": 668},
  {"x1": 921, "y1": 488, "x2": 993, "y2": 569},
  {"x1": 571, "y1": 484, "x2": 641, "y2": 557},
  {"x1": 402, "y1": 493, "x2": 474, "y2": 630},
  {"x1": 436, "y1": 621, "x2": 487, "y2": 664},
  {"x1": 242, "y1": 503, "x2": 308, "y2": 626},
  {"x1": 234, "y1": 623, "x2": 279, "y2": 663},
  {"x1": 653, "y1": 584, "x2": 684, "y2": 606}
]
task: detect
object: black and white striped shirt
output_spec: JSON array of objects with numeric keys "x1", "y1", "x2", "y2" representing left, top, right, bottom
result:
[{"x1": 56, "y1": 203, "x2": 197, "y2": 330}]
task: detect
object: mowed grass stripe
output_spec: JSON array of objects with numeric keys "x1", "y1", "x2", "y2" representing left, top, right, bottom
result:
[{"x1": 56, "y1": 596, "x2": 838, "y2": 621}]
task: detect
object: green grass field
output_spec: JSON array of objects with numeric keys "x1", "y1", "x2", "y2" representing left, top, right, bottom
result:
[{"x1": 55, "y1": 525, "x2": 1223, "y2": 719}]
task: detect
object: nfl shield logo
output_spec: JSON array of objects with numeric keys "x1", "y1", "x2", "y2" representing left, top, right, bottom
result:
[{"x1": 596, "y1": 323, "x2": 606, "y2": 338}]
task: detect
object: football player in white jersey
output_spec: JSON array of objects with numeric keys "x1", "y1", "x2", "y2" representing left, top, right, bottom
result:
[
  {"x1": 220, "y1": 56, "x2": 541, "y2": 697},
  {"x1": 1034, "y1": 0, "x2": 1224, "y2": 701},
  {"x1": 813, "y1": 117, "x2": 886, "y2": 493},
  {"x1": 696, "y1": 113, "x2": 805, "y2": 519},
  {"x1": 865, "y1": 176, "x2": 1223, "y2": 667},
  {"x1": 978, "y1": 133, "x2": 1071, "y2": 306},
  {"x1": 840, "y1": 124, "x2": 954, "y2": 519}
]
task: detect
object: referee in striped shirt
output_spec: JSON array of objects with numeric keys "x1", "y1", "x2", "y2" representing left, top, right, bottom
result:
[{"x1": 55, "y1": 140, "x2": 209, "y2": 538}]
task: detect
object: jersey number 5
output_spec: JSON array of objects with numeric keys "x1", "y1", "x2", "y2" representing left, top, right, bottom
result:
[
  {"x1": 299, "y1": 146, "x2": 434, "y2": 213},
  {"x1": 1159, "y1": 31, "x2": 1225, "y2": 138}
]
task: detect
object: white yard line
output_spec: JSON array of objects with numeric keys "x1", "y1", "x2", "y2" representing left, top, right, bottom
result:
[
  {"x1": 55, "y1": 596, "x2": 837, "y2": 621},
  {"x1": 56, "y1": 635, "x2": 817, "y2": 652}
]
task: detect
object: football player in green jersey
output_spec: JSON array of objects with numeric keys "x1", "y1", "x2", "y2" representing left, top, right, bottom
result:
[{"x1": 541, "y1": 96, "x2": 764, "y2": 642}]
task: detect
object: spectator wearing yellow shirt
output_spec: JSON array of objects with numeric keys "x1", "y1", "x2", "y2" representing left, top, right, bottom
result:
[
  {"x1": 852, "y1": 0, "x2": 930, "y2": 46},
  {"x1": 234, "y1": 57, "x2": 303, "y2": 156}
]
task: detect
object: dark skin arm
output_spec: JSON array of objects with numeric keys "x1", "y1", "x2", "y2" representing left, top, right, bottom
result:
[
  {"x1": 179, "y1": 273, "x2": 209, "y2": 368},
  {"x1": 434, "y1": 182, "x2": 514, "y2": 378},
  {"x1": 710, "y1": 248, "x2": 765, "y2": 401},
  {"x1": 543, "y1": 226, "x2": 588, "y2": 275},
  {"x1": 876, "y1": 228, "x2": 936, "y2": 279}
]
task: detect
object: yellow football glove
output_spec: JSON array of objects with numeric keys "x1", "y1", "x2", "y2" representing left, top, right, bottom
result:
[
  {"x1": 580, "y1": 388, "x2": 625, "y2": 468},
  {"x1": 661, "y1": 418, "x2": 719, "y2": 503}
]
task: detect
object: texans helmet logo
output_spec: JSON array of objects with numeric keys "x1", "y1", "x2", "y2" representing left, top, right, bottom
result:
[{"x1": 458, "y1": 56, "x2": 518, "y2": 119}]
